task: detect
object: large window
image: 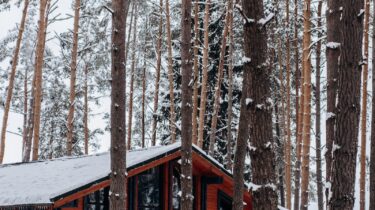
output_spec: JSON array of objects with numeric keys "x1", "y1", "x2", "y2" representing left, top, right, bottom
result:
[
  {"x1": 170, "y1": 161, "x2": 181, "y2": 210},
  {"x1": 137, "y1": 166, "x2": 163, "y2": 210}
]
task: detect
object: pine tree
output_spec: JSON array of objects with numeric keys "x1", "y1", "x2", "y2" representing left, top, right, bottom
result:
[
  {"x1": 109, "y1": 0, "x2": 128, "y2": 208},
  {"x1": 329, "y1": 0, "x2": 364, "y2": 209},
  {"x1": 0, "y1": 0, "x2": 29, "y2": 164}
]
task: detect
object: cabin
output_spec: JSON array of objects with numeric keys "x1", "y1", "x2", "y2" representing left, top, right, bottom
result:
[{"x1": 0, "y1": 143, "x2": 252, "y2": 210}]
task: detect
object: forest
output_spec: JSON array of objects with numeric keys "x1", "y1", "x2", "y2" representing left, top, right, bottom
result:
[{"x1": 0, "y1": 0, "x2": 373, "y2": 209}]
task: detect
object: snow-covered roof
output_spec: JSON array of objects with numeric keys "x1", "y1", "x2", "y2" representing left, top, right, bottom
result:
[{"x1": 0, "y1": 143, "x2": 181, "y2": 206}]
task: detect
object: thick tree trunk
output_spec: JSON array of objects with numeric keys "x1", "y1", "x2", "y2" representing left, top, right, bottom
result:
[
  {"x1": 208, "y1": 0, "x2": 232, "y2": 156},
  {"x1": 370, "y1": 1, "x2": 375, "y2": 207},
  {"x1": 66, "y1": 0, "x2": 81, "y2": 156},
  {"x1": 315, "y1": 1, "x2": 323, "y2": 210},
  {"x1": 84, "y1": 64, "x2": 89, "y2": 155},
  {"x1": 151, "y1": 0, "x2": 163, "y2": 146},
  {"x1": 192, "y1": 0, "x2": 200, "y2": 145},
  {"x1": 109, "y1": 0, "x2": 128, "y2": 208},
  {"x1": 126, "y1": 3, "x2": 138, "y2": 149},
  {"x1": 166, "y1": 0, "x2": 176, "y2": 144},
  {"x1": 225, "y1": 0, "x2": 234, "y2": 171},
  {"x1": 329, "y1": 0, "x2": 364, "y2": 209},
  {"x1": 360, "y1": 1, "x2": 370, "y2": 210},
  {"x1": 180, "y1": 0, "x2": 193, "y2": 209},
  {"x1": 299, "y1": 1, "x2": 312, "y2": 209},
  {"x1": 32, "y1": 0, "x2": 50, "y2": 161},
  {"x1": 0, "y1": 0, "x2": 29, "y2": 164},
  {"x1": 325, "y1": 0, "x2": 340, "y2": 204},
  {"x1": 233, "y1": 0, "x2": 278, "y2": 209},
  {"x1": 197, "y1": 0, "x2": 211, "y2": 148},
  {"x1": 284, "y1": 0, "x2": 292, "y2": 208}
]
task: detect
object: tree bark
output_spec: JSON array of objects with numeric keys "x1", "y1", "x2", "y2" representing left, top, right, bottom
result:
[
  {"x1": 329, "y1": 0, "x2": 364, "y2": 209},
  {"x1": 0, "y1": 0, "x2": 29, "y2": 164},
  {"x1": 299, "y1": 0, "x2": 312, "y2": 209},
  {"x1": 197, "y1": 0, "x2": 211, "y2": 148},
  {"x1": 151, "y1": 0, "x2": 163, "y2": 147},
  {"x1": 191, "y1": 0, "x2": 200, "y2": 146},
  {"x1": 166, "y1": 0, "x2": 176, "y2": 144},
  {"x1": 315, "y1": 2, "x2": 323, "y2": 210},
  {"x1": 142, "y1": 49, "x2": 146, "y2": 150},
  {"x1": 126, "y1": 2, "x2": 138, "y2": 149},
  {"x1": 325, "y1": 0, "x2": 340, "y2": 204},
  {"x1": 22, "y1": 57, "x2": 28, "y2": 161},
  {"x1": 109, "y1": 0, "x2": 128, "y2": 208},
  {"x1": 233, "y1": 0, "x2": 278, "y2": 209},
  {"x1": 208, "y1": 0, "x2": 232, "y2": 156},
  {"x1": 180, "y1": 0, "x2": 193, "y2": 209},
  {"x1": 360, "y1": 1, "x2": 370, "y2": 210},
  {"x1": 32, "y1": 0, "x2": 50, "y2": 161},
  {"x1": 369, "y1": 1, "x2": 375, "y2": 207},
  {"x1": 84, "y1": 64, "x2": 89, "y2": 155},
  {"x1": 284, "y1": 0, "x2": 292, "y2": 208},
  {"x1": 66, "y1": 0, "x2": 81, "y2": 156},
  {"x1": 225, "y1": 0, "x2": 234, "y2": 171}
]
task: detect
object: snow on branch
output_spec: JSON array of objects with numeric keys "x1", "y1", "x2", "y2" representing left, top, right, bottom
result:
[{"x1": 258, "y1": 13, "x2": 274, "y2": 27}]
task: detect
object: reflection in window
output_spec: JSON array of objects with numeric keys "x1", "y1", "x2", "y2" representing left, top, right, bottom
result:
[
  {"x1": 171, "y1": 162, "x2": 181, "y2": 210},
  {"x1": 138, "y1": 167, "x2": 163, "y2": 210},
  {"x1": 84, "y1": 187, "x2": 109, "y2": 210}
]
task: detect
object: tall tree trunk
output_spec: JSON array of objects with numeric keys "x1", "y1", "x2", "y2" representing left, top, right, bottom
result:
[
  {"x1": 293, "y1": 2, "x2": 303, "y2": 209},
  {"x1": 48, "y1": 120, "x2": 54, "y2": 159},
  {"x1": 233, "y1": 0, "x2": 278, "y2": 209},
  {"x1": 325, "y1": 0, "x2": 340, "y2": 204},
  {"x1": 126, "y1": 2, "x2": 138, "y2": 149},
  {"x1": 275, "y1": 100, "x2": 285, "y2": 207},
  {"x1": 84, "y1": 64, "x2": 89, "y2": 155},
  {"x1": 360, "y1": 1, "x2": 370, "y2": 210},
  {"x1": 208, "y1": 0, "x2": 232, "y2": 156},
  {"x1": 284, "y1": 0, "x2": 292, "y2": 208},
  {"x1": 369, "y1": 1, "x2": 375, "y2": 207},
  {"x1": 299, "y1": 0, "x2": 312, "y2": 209},
  {"x1": 180, "y1": 0, "x2": 193, "y2": 209},
  {"x1": 197, "y1": 0, "x2": 211, "y2": 148},
  {"x1": 315, "y1": 1, "x2": 323, "y2": 210},
  {"x1": 125, "y1": 1, "x2": 134, "y2": 66},
  {"x1": 142, "y1": 49, "x2": 146, "y2": 150},
  {"x1": 191, "y1": 0, "x2": 200, "y2": 145},
  {"x1": 109, "y1": 0, "x2": 128, "y2": 208},
  {"x1": 22, "y1": 59, "x2": 28, "y2": 161},
  {"x1": 225, "y1": 0, "x2": 234, "y2": 170},
  {"x1": 32, "y1": 0, "x2": 50, "y2": 161},
  {"x1": 66, "y1": 0, "x2": 81, "y2": 156},
  {"x1": 329, "y1": 0, "x2": 364, "y2": 209},
  {"x1": 0, "y1": 0, "x2": 30, "y2": 164},
  {"x1": 166, "y1": 0, "x2": 176, "y2": 144},
  {"x1": 151, "y1": 0, "x2": 163, "y2": 147}
]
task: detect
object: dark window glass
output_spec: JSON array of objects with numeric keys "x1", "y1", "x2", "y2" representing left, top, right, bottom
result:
[
  {"x1": 84, "y1": 187, "x2": 109, "y2": 210},
  {"x1": 171, "y1": 162, "x2": 181, "y2": 210},
  {"x1": 137, "y1": 166, "x2": 163, "y2": 210},
  {"x1": 218, "y1": 191, "x2": 232, "y2": 210}
]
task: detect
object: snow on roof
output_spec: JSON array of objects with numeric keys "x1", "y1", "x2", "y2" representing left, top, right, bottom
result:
[{"x1": 0, "y1": 142, "x2": 181, "y2": 206}]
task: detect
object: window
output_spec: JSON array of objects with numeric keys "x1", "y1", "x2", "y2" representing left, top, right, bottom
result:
[
  {"x1": 137, "y1": 166, "x2": 163, "y2": 210},
  {"x1": 170, "y1": 162, "x2": 181, "y2": 210},
  {"x1": 218, "y1": 191, "x2": 232, "y2": 210},
  {"x1": 84, "y1": 187, "x2": 109, "y2": 210}
]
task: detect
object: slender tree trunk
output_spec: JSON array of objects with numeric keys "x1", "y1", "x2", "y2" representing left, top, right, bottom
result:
[
  {"x1": 197, "y1": 0, "x2": 211, "y2": 148},
  {"x1": 293, "y1": 2, "x2": 303, "y2": 209},
  {"x1": 166, "y1": 0, "x2": 176, "y2": 144},
  {"x1": 22, "y1": 60, "x2": 28, "y2": 161},
  {"x1": 48, "y1": 120, "x2": 54, "y2": 159},
  {"x1": 126, "y1": 3, "x2": 138, "y2": 149},
  {"x1": 109, "y1": 0, "x2": 128, "y2": 208},
  {"x1": 360, "y1": 1, "x2": 370, "y2": 210},
  {"x1": 315, "y1": 2, "x2": 323, "y2": 210},
  {"x1": 180, "y1": 0, "x2": 193, "y2": 209},
  {"x1": 125, "y1": 1, "x2": 134, "y2": 66},
  {"x1": 66, "y1": 0, "x2": 81, "y2": 156},
  {"x1": 142, "y1": 50, "x2": 146, "y2": 150},
  {"x1": 84, "y1": 64, "x2": 89, "y2": 155},
  {"x1": 325, "y1": 0, "x2": 340, "y2": 204},
  {"x1": 0, "y1": 0, "x2": 30, "y2": 164},
  {"x1": 233, "y1": 0, "x2": 278, "y2": 209},
  {"x1": 225, "y1": 0, "x2": 234, "y2": 170},
  {"x1": 329, "y1": 0, "x2": 364, "y2": 209},
  {"x1": 151, "y1": 0, "x2": 163, "y2": 146},
  {"x1": 369, "y1": 1, "x2": 375, "y2": 207},
  {"x1": 208, "y1": 0, "x2": 232, "y2": 156},
  {"x1": 284, "y1": 0, "x2": 292, "y2": 208},
  {"x1": 299, "y1": 0, "x2": 312, "y2": 209},
  {"x1": 192, "y1": 0, "x2": 200, "y2": 145},
  {"x1": 32, "y1": 0, "x2": 50, "y2": 161}
]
